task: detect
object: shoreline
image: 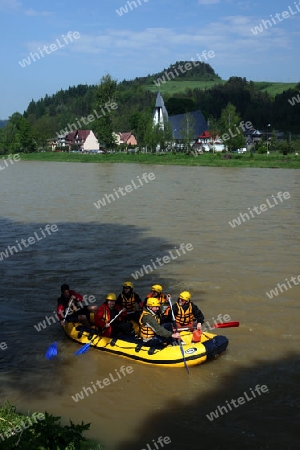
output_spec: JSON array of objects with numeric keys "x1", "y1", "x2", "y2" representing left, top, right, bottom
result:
[{"x1": 10, "y1": 152, "x2": 300, "y2": 169}]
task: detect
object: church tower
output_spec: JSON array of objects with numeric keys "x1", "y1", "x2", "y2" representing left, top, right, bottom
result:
[{"x1": 153, "y1": 91, "x2": 169, "y2": 129}]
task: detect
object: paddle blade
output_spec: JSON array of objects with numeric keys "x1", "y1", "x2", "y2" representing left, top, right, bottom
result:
[
  {"x1": 45, "y1": 342, "x2": 58, "y2": 360},
  {"x1": 178, "y1": 341, "x2": 190, "y2": 375},
  {"x1": 74, "y1": 343, "x2": 91, "y2": 355},
  {"x1": 212, "y1": 321, "x2": 239, "y2": 329}
]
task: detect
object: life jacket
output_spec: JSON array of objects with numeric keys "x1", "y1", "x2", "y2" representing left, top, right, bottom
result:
[
  {"x1": 146, "y1": 292, "x2": 170, "y2": 316},
  {"x1": 120, "y1": 293, "x2": 137, "y2": 312},
  {"x1": 175, "y1": 302, "x2": 193, "y2": 326},
  {"x1": 56, "y1": 290, "x2": 83, "y2": 321},
  {"x1": 146, "y1": 292, "x2": 167, "y2": 304},
  {"x1": 139, "y1": 309, "x2": 160, "y2": 340},
  {"x1": 94, "y1": 302, "x2": 123, "y2": 337}
]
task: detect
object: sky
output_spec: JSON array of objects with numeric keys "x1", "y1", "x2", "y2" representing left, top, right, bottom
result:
[{"x1": 0, "y1": 0, "x2": 299, "y2": 119}]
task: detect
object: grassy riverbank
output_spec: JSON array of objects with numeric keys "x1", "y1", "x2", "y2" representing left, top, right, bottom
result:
[{"x1": 18, "y1": 151, "x2": 300, "y2": 169}]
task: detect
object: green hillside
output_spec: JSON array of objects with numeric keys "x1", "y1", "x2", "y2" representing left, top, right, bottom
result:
[
  {"x1": 144, "y1": 79, "x2": 297, "y2": 97},
  {"x1": 254, "y1": 81, "x2": 298, "y2": 96},
  {"x1": 145, "y1": 80, "x2": 225, "y2": 95}
]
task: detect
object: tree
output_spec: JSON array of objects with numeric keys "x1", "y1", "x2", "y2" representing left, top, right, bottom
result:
[
  {"x1": 18, "y1": 117, "x2": 37, "y2": 152},
  {"x1": 144, "y1": 122, "x2": 161, "y2": 153},
  {"x1": 219, "y1": 103, "x2": 245, "y2": 151},
  {"x1": 268, "y1": 129, "x2": 277, "y2": 152},
  {"x1": 2, "y1": 112, "x2": 23, "y2": 153},
  {"x1": 207, "y1": 116, "x2": 220, "y2": 152},
  {"x1": 33, "y1": 116, "x2": 57, "y2": 149},
  {"x1": 144, "y1": 113, "x2": 173, "y2": 152},
  {"x1": 94, "y1": 74, "x2": 118, "y2": 148},
  {"x1": 180, "y1": 113, "x2": 196, "y2": 153},
  {"x1": 130, "y1": 111, "x2": 152, "y2": 147}
]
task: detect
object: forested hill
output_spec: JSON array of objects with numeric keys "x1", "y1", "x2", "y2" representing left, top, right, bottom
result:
[
  {"x1": 0, "y1": 120, "x2": 8, "y2": 128},
  {"x1": 122, "y1": 60, "x2": 221, "y2": 85},
  {"x1": 4, "y1": 62, "x2": 297, "y2": 149}
]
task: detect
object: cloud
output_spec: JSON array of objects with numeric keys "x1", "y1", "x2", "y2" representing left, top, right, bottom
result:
[
  {"x1": 0, "y1": 0, "x2": 21, "y2": 11},
  {"x1": 70, "y1": 17, "x2": 291, "y2": 58},
  {"x1": 198, "y1": 0, "x2": 220, "y2": 4},
  {"x1": 17, "y1": 15, "x2": 293, "y2": 81},
  {"x1": 24, "y1": 8, "x2": 53, "y2": 16}
]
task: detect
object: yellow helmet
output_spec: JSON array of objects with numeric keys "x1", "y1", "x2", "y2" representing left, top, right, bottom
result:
[
  {"x1": 147, "y1": 298, "x2": 161, "y2": 307},
  {"x1": 151, "y1": 284, "x2": 163, "y2": 293},
  {"x1": 123, "y1": 281, "x2": 134, "y2": 289},
  {"x1": 106, "y1": 293, "x2": 117, "y2": 301},
  {"x1": 179, "y1": 291, "x2": 191, "y2": 302}
]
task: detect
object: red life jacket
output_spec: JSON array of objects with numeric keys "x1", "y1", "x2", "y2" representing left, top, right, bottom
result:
[
  {"x1": 57, "y1": 290, "x2": 83, "y2": 321},
  {"x1": 94, "y1": 302, "x2": 124, "y2": 337}
]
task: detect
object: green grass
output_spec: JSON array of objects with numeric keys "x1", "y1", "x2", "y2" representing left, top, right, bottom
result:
[
  {"x1": 144, "y1": 80, "x2": 225, "y2": 95},
  {"x1": 143, "y1": 80, "x2": 298, "y2": 97},
  {"x1": 255, "y1": 82, "x2": 298, "y2": 96},
  {"x1": 19, "y1": 151, "x2": 300, "y2": 169}
]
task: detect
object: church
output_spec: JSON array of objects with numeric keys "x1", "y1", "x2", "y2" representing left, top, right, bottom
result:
[{"x1": 152, "y1": 91, "x2": 208, "y2": 142}]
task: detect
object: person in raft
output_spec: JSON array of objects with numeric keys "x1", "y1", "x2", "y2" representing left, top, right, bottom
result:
[
  {"x1": 139, "y1": 298, "x2": 181, "y2": 348},
  {"x1": 167, "y1": 291, "x2": 204, "y2": 331},
  {"x1": 116, "y1": 281, "x2": 143, "y2": 321},
  {"x1": 57, "y1": 284, "x2": 97, "y2": 327},
  {"x1": 94, "y1": 293, "x2": 134, "y2": 338},
  {"x1": 144, "y1": 284, "x2": 170, "y2": 318}
]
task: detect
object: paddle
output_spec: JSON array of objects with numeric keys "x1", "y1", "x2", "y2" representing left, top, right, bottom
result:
[
  {"x1": 167, "y1": 295, "x2": 190, "y2": 375},
  {"x1": 212, "y1": 321, "x2": 239, "y2": 329},
  {"x1": 74, "y1": 308, "x2": 125, "y2": 355},
  {"x1": 45, "y1": 298, "x2": 75, "y2": 360},
  {"x1": 177, "y1": 321, "x2": 240, "y2": 332},
  {"x1": 45, "y1": 342, "x2": 58, "y2": 360},
  {"x1": 62, "y1": 297, "x2": 75, "y2": 325}
]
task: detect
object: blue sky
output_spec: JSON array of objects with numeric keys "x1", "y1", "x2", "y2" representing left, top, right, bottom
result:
[{"x1": 1, "y1": 0, "x2": 299, "y2": 119}]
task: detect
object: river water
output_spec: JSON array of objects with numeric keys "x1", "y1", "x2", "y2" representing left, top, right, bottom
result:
[{"x1": 0, "y1": 161, "x2": 299, "y2": 450}]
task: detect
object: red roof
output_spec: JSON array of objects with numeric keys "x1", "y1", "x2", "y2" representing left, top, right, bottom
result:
[
  {"x1": 65, "y1": 130, "x2": 91, "y2": 144},
  {"x1": 120, "y1": 132, "x2": 132, "y2": 142},
  {"x1": 197, "y1": 130, "x2": 212, "y2": 139}
]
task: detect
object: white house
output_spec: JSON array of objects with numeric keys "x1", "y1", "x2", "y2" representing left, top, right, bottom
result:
[{"x1": 65, "y1": 130, "x2": 99, "y2": 151}]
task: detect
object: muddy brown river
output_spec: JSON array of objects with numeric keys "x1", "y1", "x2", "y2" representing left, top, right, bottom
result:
[{"x1": 0, "y1": 161, "x2": 299, "y2": 450}]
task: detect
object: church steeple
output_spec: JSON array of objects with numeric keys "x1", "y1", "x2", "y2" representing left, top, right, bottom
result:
[{"x1": 153, "y1": 91, "x2": 168, "y2": 129}]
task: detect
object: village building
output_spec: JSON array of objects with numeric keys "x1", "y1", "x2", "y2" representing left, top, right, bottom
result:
[
  {"x1": 112, "y1": 132, "x2": 137, "y2": 146},
  {"x1": 49, "y1": 130, "x2": 99, "y2": 151},
  {"x1": 152, "y1": 91, "x2": 208, "y2": 150}
]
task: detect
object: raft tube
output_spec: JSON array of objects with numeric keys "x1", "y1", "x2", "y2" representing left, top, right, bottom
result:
[{"x1": 64, "y1": 322, "x2": 229, "y2": 368}]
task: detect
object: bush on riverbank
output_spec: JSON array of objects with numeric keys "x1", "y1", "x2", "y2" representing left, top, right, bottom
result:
[{"x1": 0, "y1": 402, "x2": 102, "y2": 450}]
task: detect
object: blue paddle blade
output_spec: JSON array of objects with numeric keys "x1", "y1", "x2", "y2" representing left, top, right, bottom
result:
[
  {"x1": 74, "y1": 342, "x2": 91, "y2": 356},
  {"x1": 45, "y1": 342, "x2": 58, "y2": 360}
]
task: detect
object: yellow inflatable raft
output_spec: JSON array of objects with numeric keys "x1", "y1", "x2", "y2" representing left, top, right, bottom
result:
[{"x1": 64, "y1": 322, "x2": 229, "y2": 368}]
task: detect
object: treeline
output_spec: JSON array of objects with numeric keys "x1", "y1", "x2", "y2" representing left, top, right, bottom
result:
[
  {"x1": 182, "y1": 77, "x2": 300, "y2": 133},
  {"x1": 0, "y1": 63, "x2": 299, "y2": 153}
]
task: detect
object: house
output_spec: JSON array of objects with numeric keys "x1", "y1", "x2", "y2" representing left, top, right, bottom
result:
[
  {"x1": 193, "y1": 131, "x2": 227, "y2": 152},
  {"x1": 65, "y1": 130, "x2": 99, "y2": 151},
  {"x1": 113, "y1": 132, "x2": 137, "y2": 146}
]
